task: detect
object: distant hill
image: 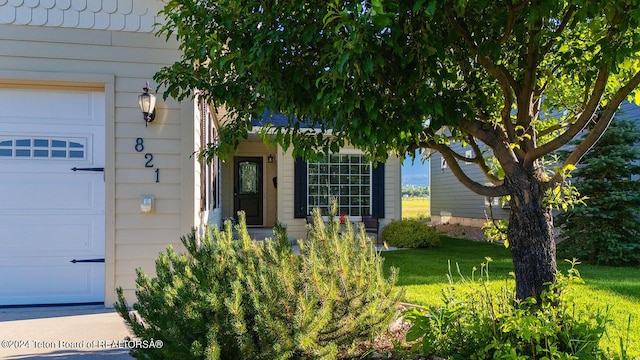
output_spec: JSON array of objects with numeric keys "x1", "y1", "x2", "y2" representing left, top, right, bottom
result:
[{"x1": 402, "y1": 158, "x2": 430, "y2": 187}]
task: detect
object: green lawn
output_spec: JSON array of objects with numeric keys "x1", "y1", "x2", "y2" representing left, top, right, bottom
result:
[{"x1": 381, "y1": 237, "x2": 640, "y2": 358}]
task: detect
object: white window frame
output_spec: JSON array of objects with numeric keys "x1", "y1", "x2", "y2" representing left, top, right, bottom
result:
[{"x1": 306, "y1": 151, "x2": 372, "y2": 218}]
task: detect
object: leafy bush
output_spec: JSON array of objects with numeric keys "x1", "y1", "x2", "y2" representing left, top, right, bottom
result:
[
  {"x1": 114, "y1": 206, "x2": 401, "y2": 360},
  {"x1": 403, "y1": 259, "x2": 610, "y2": 359},
  {"x1": 381, "y1": 219, "x2": 441, "y2": 248}
]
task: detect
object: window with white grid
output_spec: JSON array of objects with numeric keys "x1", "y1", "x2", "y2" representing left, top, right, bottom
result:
[{"x1": 307, "y1": 154, "x2": 371, "y2": 216}]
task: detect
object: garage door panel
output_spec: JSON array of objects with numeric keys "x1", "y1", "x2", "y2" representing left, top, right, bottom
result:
[
  {"x1": 0, "y1": 175, "x2": 102, "y2": 212},
  {"x1": 0, "y1": 261, "x2": 104, "y2": 306},
  {"x1": 0, "y1": 90, "x2": 99, "y2": 126},
  {"x1": 0, "y1": 217, "x2": 103, "y2": 255}
]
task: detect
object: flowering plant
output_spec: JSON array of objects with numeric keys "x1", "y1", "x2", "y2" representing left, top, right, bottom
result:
[{"x1": 339, "y1": 213, "x2": 345, "y2": 224}]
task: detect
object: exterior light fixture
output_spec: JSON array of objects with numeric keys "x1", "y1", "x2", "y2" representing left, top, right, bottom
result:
[
  {"x1": 138, "y1": 81, "x2": 156, "y2": 126},
  {"x1": 267, "y1": 154, "x2": 274, "y2": 163}
]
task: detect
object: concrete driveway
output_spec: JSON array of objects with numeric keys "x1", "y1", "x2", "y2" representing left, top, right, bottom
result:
[{"x1": 0, "y1": 305, "x2": 134, "y2": 360}]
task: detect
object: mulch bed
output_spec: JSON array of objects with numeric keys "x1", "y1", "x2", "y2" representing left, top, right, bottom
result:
[{"x1": 433, "y1": 223, "x2": 488, "y2": 242}]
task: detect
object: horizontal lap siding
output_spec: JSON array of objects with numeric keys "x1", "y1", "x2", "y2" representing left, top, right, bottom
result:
[
  {"x1": 383, "y1": 157, "x2": 402, "y2": 226},
  {"x1": 431, "y1": 147, "x2": 509, "y2": 221},
  {"x1": 0, "y1": 23, "x2": 196, "y2": 303},
  {"x1": 617, "y1": 102, "x2": 640, "y2": 123}
]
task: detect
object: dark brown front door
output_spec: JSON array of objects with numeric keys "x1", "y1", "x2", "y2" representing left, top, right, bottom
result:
[{"x1": 234, "y1": 157, "x2": 263, "y2": 226}]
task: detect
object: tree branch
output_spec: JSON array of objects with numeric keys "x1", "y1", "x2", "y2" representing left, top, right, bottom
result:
[
  {"x1": 458, "y1": 119, "x2": 524, "y2": 179},
  {"x1": 524, "y1": 68, "x2": 611, "y2": 164},
  {"x1": 546, "y1": 70, "x2": 640, "y2": 187},
  {"x1": 541, "y1": 5, "x2": 578, "y2": 55},
  {"x1": 498, "y1": 2, "x2": 516, "y2": 44},
  {"x1": 516, "y1": 4, "x2": 577, "y2": 158},
  {"x1": 500, "y1": 84, "x2": 517, "y2": 144},
  {"x1": 537, "y1": 122, "x2": 570, "y2": 138},
  {"x1": 467, "y1": 136, "x2": 503, "y2": 185},
  {"x1": 429, "y1": 140, "x2": 508, "y2": 197},
  {"x1": 444, "y1": 7, "x2": 519, "y2": 93},
  {"x1": 412, "y1": 130, "x2": 503, "y2": 186}
]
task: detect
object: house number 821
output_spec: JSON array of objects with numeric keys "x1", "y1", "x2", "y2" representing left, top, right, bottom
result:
[{"x1": 135, "y1": 138, "x2": 159, "y2": 183}]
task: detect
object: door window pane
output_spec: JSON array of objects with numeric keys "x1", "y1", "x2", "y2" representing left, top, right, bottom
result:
[{"x1": 238, "y1": 162, "x2": 259, "y2": 195}]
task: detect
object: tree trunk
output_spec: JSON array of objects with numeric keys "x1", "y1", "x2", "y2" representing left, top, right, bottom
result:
[{"x1": 506, "y1": 172, "x2": 557, "y2": 301}]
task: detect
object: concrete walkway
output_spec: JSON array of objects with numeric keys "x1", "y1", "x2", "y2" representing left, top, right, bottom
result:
[{"x1": 0, "y1": 305, "x2": 133, "y2": 360}]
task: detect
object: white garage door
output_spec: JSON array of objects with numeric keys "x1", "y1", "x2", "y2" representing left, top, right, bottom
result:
[{"x1": 0, "y1": 88, "x2": 105, "y2": 306}]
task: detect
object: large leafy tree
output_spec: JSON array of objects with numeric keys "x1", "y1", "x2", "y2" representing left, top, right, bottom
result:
[{"x1": 155, "y1": 0, "x2": 640, "y2": 300}]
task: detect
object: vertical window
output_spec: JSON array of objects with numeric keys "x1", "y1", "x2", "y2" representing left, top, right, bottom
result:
[
  {"x1": 307, "y1": 154, "x2": 371, "y2": 216},
  {"x1": 199, "y1": 100, "x2": 220, "y2": 211}
]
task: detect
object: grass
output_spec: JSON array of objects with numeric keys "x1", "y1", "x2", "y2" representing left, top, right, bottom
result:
[
  {"x1": 381, "y1": 237, "x2": 640, "y2": 358},
  {"x1": 401, "y1": 196, "x2": 430, "y2": 220}
]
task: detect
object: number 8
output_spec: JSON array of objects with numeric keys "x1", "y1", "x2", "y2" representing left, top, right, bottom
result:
[{"x1": 135, "y1": 138, "x2": 144, "y2": 152}]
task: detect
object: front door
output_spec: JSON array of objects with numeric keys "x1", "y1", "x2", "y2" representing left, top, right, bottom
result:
[{"x1": 234, "y1": 157, "x2": 263, "y2": 226}]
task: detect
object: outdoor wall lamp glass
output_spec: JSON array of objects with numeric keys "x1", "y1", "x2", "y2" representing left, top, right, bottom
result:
[
  {"x1": 138, "y1": 81, "x2": 156, "y2": 127},
  {"x1": 267, "y1": 154, "x2": 274, "y2": 163}
]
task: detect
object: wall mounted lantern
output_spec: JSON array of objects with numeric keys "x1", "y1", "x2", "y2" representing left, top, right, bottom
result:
[
  {"x1": 138, "y1": 81, "x2": 157, "y2": 127},
  {"x1": 267, "y1": 154, "x2": 274, "y2": 163}
]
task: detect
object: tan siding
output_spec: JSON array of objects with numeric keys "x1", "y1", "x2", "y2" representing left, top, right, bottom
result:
[
  {"x1": 0, "y1": 37, "x2": 178, "y2": 65},
  {"x1": 116, "y1": 243, "x2": 183, "y2": 261},
  {"x1": 115, "y1": 123, "x2": 183, "y2": 139},
  {"x1": 181, "y1": 102, "x2": 198, "y2": 236},
  {"x1": 221, "y1": 160, "x2": 234, "y2": 219},
  {"x1": 110, "y1": 30, "x2": 180, "y2": 50},
  {"x1": 0, "y1": 56, "x2": 172, "y2": 79},
  {"x1": 116, "y1": 168, "x2": 182, "y2": 184},
  {"x1": 277, "y1": 149, "x2": 298, "y2": 232},
  {"x1": 116, "y1": 214, "x2": 182, "y2": 229},
  {"x1": 116, "y1": 198, "x2": 182, "y2": 214},
  {"x1": 116, "y1": 260, "x2": 156, "y2": 278},
  {"x1": 114, "y1": 93, "x2": 182, "y2": 115},
  {"x1": 0, "y1": 24, "x2": 112, "y2": 45},
  {"x1": 115, "y1": 138, "x2": 182, "y2": 155},
  {"x1": 115, "y1": 184, "x2": 182, "y2": 199},
  {"x1": 115, "y1": 153, "x2": 183, "y2": 169},
  {"x1": 115, "y1": 229, "x2": 184, "y2": 246}
]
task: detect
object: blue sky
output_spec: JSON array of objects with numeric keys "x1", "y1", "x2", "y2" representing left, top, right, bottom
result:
[{"x1": 401, "y1": 157, "x2": 430, "y2": 187}]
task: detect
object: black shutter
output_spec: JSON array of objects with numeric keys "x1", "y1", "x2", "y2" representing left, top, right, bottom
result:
[
  {"x1": 371, "y1": 162, "x2": 385, "y2": 218},
  {"x1": 294, "y1": 157, "x2": 307, "y2": 218}
]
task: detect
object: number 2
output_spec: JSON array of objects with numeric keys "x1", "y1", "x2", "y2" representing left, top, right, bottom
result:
[{"x1": 144, "y1": 153, "x2": 154, "y2": 167}]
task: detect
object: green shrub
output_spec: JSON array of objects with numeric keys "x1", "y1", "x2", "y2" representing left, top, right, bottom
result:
[
  {"x1": 556, "y1": 119, "x2": 640, "y2": 266},
  {"x1": 114, "y1": 206, "x2": 401, "y2": 360},
  {"x1": 381, "y1": 219, "x2": 441, "y2": 248},
  {"x1": 403, "y1": 259, "x2": 610, "y2": 359}
]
